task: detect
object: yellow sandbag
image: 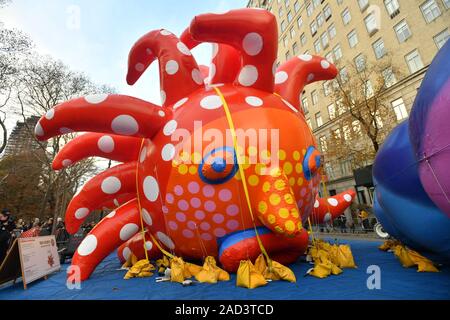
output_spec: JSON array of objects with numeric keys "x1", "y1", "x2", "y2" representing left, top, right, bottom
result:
[
  {"x1": 236, "y1": 260, "x2": 267, "y2": 289},
  {"x1": 379, "y1": 240, "x2": 399, "y2": 251},
  {"x1": 254, "y1": 254, "x2": 280, "y2": 280},
  {"x1": 407, "y1": 250, "x2": 439, "y2": 272},
  {"x1": 308, "y1": 262, "x2": 332, "y2": 279},
  {"x1": 330, "y1": 263, "x2": 343, "y2": 275},
  {"x1": 393, "y1": 245, "x2": 415, "y2": 268},
  {"x1": 156, "y1": 256, "x2": 170, "y2": 268},
  {"x1": 337, "y1": 245, "x2": 356, "y2": 268},
  {"x1": 270, "y1": 260, "x2": 296, "y2": 283},
  {"x1": 170, "y1": 257, "x2": 186, "y2": 283},
  {"x1": 185, "y1": 262, "x2": 203, "y2": 277},
  {"x1": 137, "y1": 271, "x2": 153, "y2": 278},
  {"x1": 195, "y1": 256, "x2": 230, "y2": 283}
]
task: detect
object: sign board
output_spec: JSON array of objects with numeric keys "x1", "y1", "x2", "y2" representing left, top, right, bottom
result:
[{"x1": 0, "y1": 235, "x2": 61, "y2": 289}]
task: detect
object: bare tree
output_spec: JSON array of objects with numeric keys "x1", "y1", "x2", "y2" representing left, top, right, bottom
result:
[
  {"x1": 13, "y1": 56, "x2": 113, "y2": 227},
  {"x1": 322, "y1": 55, "x2": 400, "y2": 170}
]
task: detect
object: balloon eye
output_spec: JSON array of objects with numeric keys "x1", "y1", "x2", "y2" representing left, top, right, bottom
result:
[
  {"x1": 303, "y1": 146, "x2": 322, "y2": 181},
  {"x1": 199, "y1": 147, "x2": 238, "y2": 184}
]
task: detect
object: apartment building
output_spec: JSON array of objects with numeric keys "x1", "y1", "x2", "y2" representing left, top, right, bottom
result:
[{"x1": 247, "y1": 0, "x2": 449, "y2": 204}]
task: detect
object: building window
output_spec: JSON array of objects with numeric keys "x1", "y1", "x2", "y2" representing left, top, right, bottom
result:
[
  {"x1": 306, "y1": 118, "x2": 312, "y2": 129},
  {"x1": 347, "y1": 29, "x2": 358, "y2": 48},
  {"x1": 394, "y1": 20, "x2": 412, "y2": 43},
  {"x1": 443, "y1": 0, "x2": 450, "y2": 9},
  {"x1": 302, "y1": 97, "x2": 309, "y2": 113},
  {"x1": 328, "y1": 104, "x2": 336, "y2": 120},
  {"x1": 333, "y1": 44, "x2": 343, "y2": 60},
  {"x1": 307, "y1": 3, "x2": 313, "y2": 16},
  {"x1": 316, "y1": 112, "x2": 323, "y2": 127},
  {"x1": 311, "y1": 90, "x2": 319, "y2": 105},
  {"x1": 384, "y1": 0, "x2": 400, "y2": 17},
  {"x1": 297, "y1": 16, "x2": 303, "y2": 28},
  {"x1": 434, "y1": 29, "x2": 450, "y2": 49},
  {"x1": 313, "y1": 0, "x2": 320, "y2": 8},
  {"x1": 300, "y1": 33, "x2": 307, "y2": 46},
  {"x1": 337, "y1": 0, "x2": 343, "y2": 4},
  {"x1": 405, "y1": 49, "x2": 424, "y2": 73},
  {"x1": 354, "y1": 54, "x2": 366, "y2": 72},
  {"x1": 283, "y1": 35, "x2": 288, "y2": 47},
  {"x1": 352, "y1": 120, "x2": 361, "y2": 135},
  {"x1": 314, "y1": 39, "x2": 322, "y2": 53},
  {"x1": 372, "y1": 38, "x2": 386, "y2": 59},
  {"x1": 328, "y1": 24, "x2": 337, "y2": 39},
  {"x1": 287, "y1": 10, "x2": 293, "y2": 23},
  {"x1": 294, "y1": 0, "x2": 301, "y2": 12},
  {"x1": 391, "y1": 98, "x2": 408, "y2": 121},
  {"x1": 292, "y1": 42, "x2": 299, "y2": 55},
  {"x1": 365, "y1": 12, "x2": 379, "y2": 35},
  {"x1": 342, "y1": 8, "x2": 351, "y2": 25},
  {"x1": 284, "y1": 0, "x2": 290, "y2": 6},
  {"x1": 324, "y1": 4, "x2": 332, "y2": 20},
  {"x1": 317, "y1": 12, "x2": 325, "y2": 27},
  {"x1": 278, "y1": 6, "x2": 284, "y2": 18},
  {"x1": 310, "y1": 21, "x2": 318, "y2": 36},
  {"x1": 358, "y1": 0, "x2": 369, "y2": 11},
  {"x1": 325, "y1": 52, "x2": 334, "y2": 63},
  {"x1": 321, "y1": 32, "x2": 329, "y2": 48},
  {"x1": 382, "y1": 67, "x2": 397, "y2": 88},
  {"x1": 281, "y1": 20, "x2": 287, "y2": 32},
  {"x1": 319, "y1": 136, "x2": 328, "y2": 152},
  {"x1": 339, "y1": 67, "x2": 349, "y2": 83},
  {"x1": 290, "y1": 27, "x2": 296, "y2": 39},
  {"x1": 420, "y1": 0, "x2": 441, "y2": 23}
]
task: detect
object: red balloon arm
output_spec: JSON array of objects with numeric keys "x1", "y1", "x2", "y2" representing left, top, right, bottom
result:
[{"x1": 311, "y1": 189, "x2": 356, "y2": 224}]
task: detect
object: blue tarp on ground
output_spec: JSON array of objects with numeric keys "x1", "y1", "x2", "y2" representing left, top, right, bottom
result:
[{"x1": 1, "y1": 239, "x2": 449, "y2": 300}]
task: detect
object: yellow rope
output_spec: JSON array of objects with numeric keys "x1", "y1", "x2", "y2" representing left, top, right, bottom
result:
[{"x1": 213, "y1": 86, "x2": 273, "y2": 270}]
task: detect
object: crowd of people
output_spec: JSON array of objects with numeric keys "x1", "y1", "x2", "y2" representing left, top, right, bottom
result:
[{"x1": 0, "y1": 208, "x2": 97, "y2": 265}]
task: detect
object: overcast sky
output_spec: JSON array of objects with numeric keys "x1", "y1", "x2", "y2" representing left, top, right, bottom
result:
[{"x1": 1, "y1": 0, "x2": 247, "y2": 131}]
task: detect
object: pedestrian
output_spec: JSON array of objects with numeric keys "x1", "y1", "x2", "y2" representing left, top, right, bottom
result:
[{"x1": 0, "y1": 209, "x2": 15, "y2": 264}]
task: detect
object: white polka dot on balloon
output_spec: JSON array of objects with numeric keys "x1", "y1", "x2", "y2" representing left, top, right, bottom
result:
[
  {"x1": 327, "y1": 198, "x2": 339, "y2": 206},
  {"x1": 35, "y1": 123, "x2": 44, "y2": 136},
  {"x1": 84, "y1": 94, "x2": 108, "y2": 104},
  {"x1": 321, "y1": 60, "x2": 330, "y2": 69},
  {"x1": 106, "y1": 210, "x2": 116, "y2": 219},
  {"x1": 314, "y1": 200, "x2": 320, "y2": 208},
  {"x1": 122, "y1": 247, "x2": 132, "y2": 261},
  {"x1": 45, "y1": 109, "x2": 55, "y2": 120},
  {"x1": 177, "y1": 42, "x2": 191, "y2": 56},
  {"x1": 75, "y1": 208, "x2": 89, "y2": 220},
  {"x1": 163, "y1": 120, "x2": 178, "y2": 136},
  {"x1": 245, "y1": 96, "x2": 263, "y2": 107},
  {"x1": 275, "y1": 71, "x2": 288, "y2": 84},
  {"x1": 143, "y1": 176, "x2": 159, "y2": 202},
  {"x1": 200, "y1": 95, "x2": 223, "y2": 110},
  {"x1": 160, "y1": 90, "x2": 166, "y2": 105},
  {"x1": 298, "y1": 54, "x2": 313, "y2": 61},
  {"x1": 209, "y1": 63, "x2": 216, "y2": 79},
  {"x1": 157, "y1": 232, "x2": 175, "y2": 249},
  {"x1": 101, "y1": 176, "x2": 121, "y2": 194},
  {"x1": 238, "y1": 65, "x2": 258, "y2": 86},
  {"x1": 135, "y1": 63, "x2": 145, "y2": 72},
  {"x1": 191, "y1": 69, "x2": 203, "y2": 85},
  {"x1": 242, "y1": 32, "x2": 263, "y2": 56},
  {"x1": 144, "y1": 241, "x2": 153, "y2": 251},
  {"x1": 165, "y1": 60, "x2": 179, "y2": 75},
  {"x1": 77, "y1": 235, "x2": 97, "y2": 256},
  {"x1": 142, "y1": 208, "x2": 153, "y2": 226},
  {"x1": 98, "y1": 135, "x2": 114, "y2": 153},
  {"x1": 344, "y1": 194, "x2": 352, "y2": 202},
  {"x1": 62, "y1": 159, "x2": 72, "y2": 167},
  {"x1": 111, "y1": 115, "x2": 139, "y2": 135},
  {"x1": 173, "y1": 97, "x2": 188, "y2": 109},
  {"x1": 119, "y1": 223, "x2": 139, "y2": 241},
  {"x1": 161, "y1": 143, "x2": 175, "y2": 161},
  {"x1": 307, "y1": 73, "x2": 314, "y2": 83},
  {"x1": 158, "y1": 110, "x2": 165, "y2": 117},
  {"x1": 160, "y1": 29, "x2": 171, "y2": 36}
]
